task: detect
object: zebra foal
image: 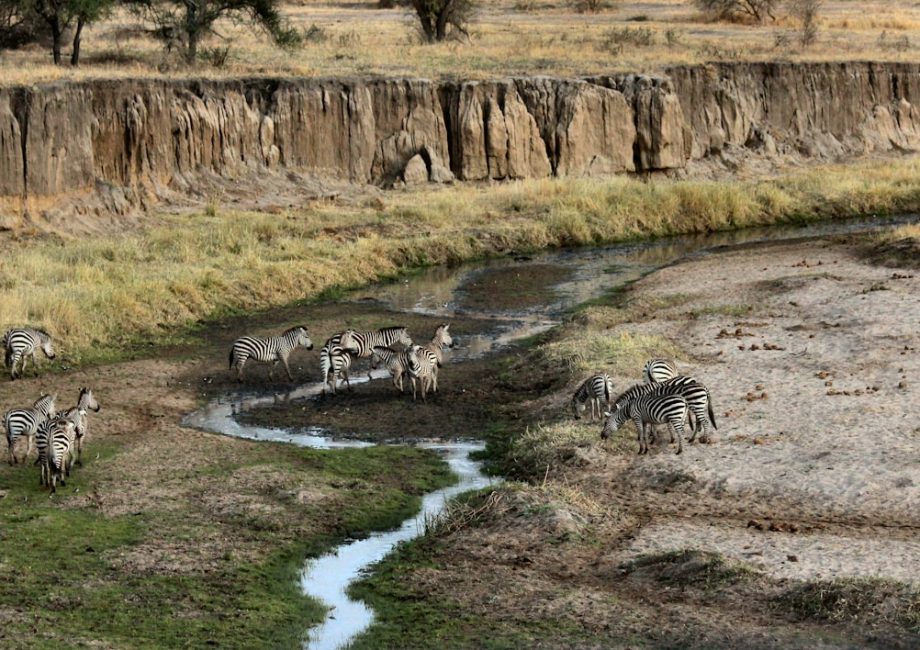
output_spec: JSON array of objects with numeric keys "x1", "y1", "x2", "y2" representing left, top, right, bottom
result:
[
  {"x1": 4, "y1": 393, "x2": 56, "y2": 464},
  {"x1": 370, "y1": 346, "x2": 418, "y2": 393},
  {"x1": 229, "y1": 326, "x2": 314, "y2": 382},
  {"x1": 572, "y1": 372, "x2": 613, "y2": 421},
  {"x1": 3, "y1": 328, "x2": 56, "y2": 380},
  {"x1": 602, "y1": 393, "x2": 690, "y2": 455}
]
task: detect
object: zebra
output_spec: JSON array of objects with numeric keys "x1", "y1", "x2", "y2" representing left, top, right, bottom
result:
[
  {"x1": 572, "y1": 372, "x2": 613, "y2": 421},
  {"x1": 405, "y1": 345, "x2": 432, "y2": 401},
  {"x1": 339, "y1": 327, "x2": 413, "y2": 377},
  {"x1": 4, "y1": 393, "x2": 56, "y2": 464},
  {"x1": 4, "y1": 328, "x2": 56, "y2": 380},
  {"x1": 68, "y1": 387, "x2": 100, "y2": 468},
  {"x1": 602, "y1": 393, "x2": 690, "y2": 455},
  {"x1": 228, "y1": 326, "x2": 314, "y2": 382},
  {"x1": 320, "y1": 338, "x2": 353, "y2": 395},
  {"x1": 412, "y1": 324, "x2": 453, "y2": 395},
  {"x1": 370, "y1": 346, "x2": 419, "y2": 393},
  {"x1": 643, "y1": 358, "x2": 678, "y2": 384},
  {"x1": 44, "y1": 418, "x2": 77, "y2": 493},
  {"x1": 613, "y1": 376, "x2": 717, "y2": 443}
]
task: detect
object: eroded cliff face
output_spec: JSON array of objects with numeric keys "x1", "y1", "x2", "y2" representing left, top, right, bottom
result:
[{"x1": 2, "y1": 62, "x2": 920, "y2": 224}]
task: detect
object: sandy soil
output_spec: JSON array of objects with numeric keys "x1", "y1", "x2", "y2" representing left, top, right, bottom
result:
[{"x1": 367, "y1": 237, "x2": 920, "y2": 647}]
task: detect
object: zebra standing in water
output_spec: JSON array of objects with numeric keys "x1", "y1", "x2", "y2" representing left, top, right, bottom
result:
[
  {"x1": 320, "y1": 337, "x2": 354, "y2": 395},
  {"x1": 370, "y1": 346, "x2": 420, "y2": 393},
  {"x1": 572, "y1": 372, "x2": 613, "y2": 421},
  {"x1": 602, "y1": 393, "x2": 690, "y2": 455},
  {"x1": 339, "y1": 327, "x2": 413, "y2": 377},
  {"x1": 612, "y1": 376, "x2": 717, "y2": 443},
  {"x1": 643, "y1": 358, "x2": 678, "y2": 384},
  {"x1": 229, "y1": 326, "x2": 314, "y2": 382},
  {"x1": 3, "y1": 328, "x2": 56, "y2": 380},
  {"x1": 4, "y1": 393, "x2": 56, "y2": 464}
]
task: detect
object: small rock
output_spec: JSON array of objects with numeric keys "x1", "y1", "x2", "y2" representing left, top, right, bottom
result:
[
  {"x1": 402, "y1": 154, "x2": 429, "y2": 185},
  {"x1": 787, "y1": 554, "x2": 798, "y2": 562},
  {"x1": 899, "y1": 380, "x2": 909, "y2": 389}
]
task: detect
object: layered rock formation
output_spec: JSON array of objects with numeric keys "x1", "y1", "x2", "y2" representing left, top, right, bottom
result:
[{"x1": 2, "y1": 62, "x2": 920, "y2": 222}]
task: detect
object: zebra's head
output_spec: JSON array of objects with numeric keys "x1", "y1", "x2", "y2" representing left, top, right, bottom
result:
[
  {"x1": 600, "y1": 406, "x2": 627, "y2": 440},
  {"x1": 434, "y1": 323, "x2": 453, "y2": 348},
  {"x1": 395, "y1": 328, "x2": 413, "y2": 348},
  {"x1": 36, "y1": 330, "x2": 55, "y2": 360},
  {"x1": 78, "y1": 387, "x2": 100, "y2": 413},
  {"x1": 369, "y1": 346, "x2": 389, "y2": 369},
  {"x1": 296, "y1": 327, "x2": 314, "y2": 350},
  {"x1": 339, "y1": 329, "x2": 359, "y2": 354},
  {"x1": 33, "y1": 393, "x2": 57, "y2": 415}
]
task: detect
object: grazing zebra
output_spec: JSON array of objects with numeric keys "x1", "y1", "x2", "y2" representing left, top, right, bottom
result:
[
  {"x1": 4, "y1": 328, "x2": 56, "y2": 380},
  {"x1": 572, "y1": 372, "x2": 614, "y2": 421},
  {"x1": 613, "y1": 376, "x2": 717, "y2": 442},
  {"x1": 4, "y1": 393, "x2": 56, "y2": 464},
  {"x1": 413, "y1": 324, "x2": 453, "y2": 395},
  {"x1": 602, "y1": 393, "x2": 690, "y2": 455},
  {"x1": 320, "y1": 339, "x2": 353, "y2": 395},
  {"x1": 643, "y1": 358, "x2": 678, "y2": 384},
  {"x1": 339, "y1": 327, "x2": 413, "y2": 376},
  {"x1": 228, "y1": 326, "x2": 314, "y2": 382},
  {"x1": 370, "y1": 346, "x2": 419, "y2": 393},
  {"x1": 44, "y1": 418, "x2": 77, "y2": 493}
]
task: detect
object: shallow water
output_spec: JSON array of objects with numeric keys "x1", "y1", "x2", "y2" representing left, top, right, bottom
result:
[{"x1": 182, "y1": 213, "x2": 918, "y2": 650}]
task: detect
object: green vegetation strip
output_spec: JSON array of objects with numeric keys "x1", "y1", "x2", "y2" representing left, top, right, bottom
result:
[
  {"x1": 0, "y1": 442, "x2": 454, "y2": 649},
  {"x1": 4, "y1": 159, "x2": 920, "y2": 365}
]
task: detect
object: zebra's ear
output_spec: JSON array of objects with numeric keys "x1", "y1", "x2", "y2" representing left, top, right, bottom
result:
[{"x1": 603, "y1": 411, "x2": 611, "y2": 418}]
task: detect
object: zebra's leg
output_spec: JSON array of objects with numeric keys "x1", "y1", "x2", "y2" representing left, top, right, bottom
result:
[
  {"x1": 344, "y1": 368, "x2": 353, "y2": 392},
  {"x1": 268, "y1": 360, "x2": 278, "y2": 381},
  {"x1": 25, "y1": 434, "x2": 33, "y2": 464},
  {"x1": 282, "y1": 355, "x2": 294, "y2": 382},
  {"x1": 236, "y1": 356, "x2": 247, "y2": 382},
  {"x1": 670, "y1": 420, "x2": 684, "y2": 455},
  {"x1": 9, "y1": 352, "x2": 20, "y2": 379},
  {"x1": 7, "y1": 438, "x2": 14, "y2": 465}
]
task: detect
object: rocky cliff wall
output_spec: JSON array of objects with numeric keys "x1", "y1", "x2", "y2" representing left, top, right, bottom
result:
[{"x1": 2, "y1": 62, "x2": 919, "y2": 223}]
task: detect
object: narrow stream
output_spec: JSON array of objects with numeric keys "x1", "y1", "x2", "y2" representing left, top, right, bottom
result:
[{"x1": 183, "y1": 214, "x2": 918, "y2": 649}]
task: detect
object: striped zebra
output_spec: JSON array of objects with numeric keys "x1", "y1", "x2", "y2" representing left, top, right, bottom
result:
[
  {"x1": 4, "y1": 393, "x2": 56, "y2": 464},
  {"x1": 44, "y1": 418, "x2": 77, "y2": 493},
  {"x1": 228, "y1": 326, "x2": 314, "y2": 382},
  {"x1": 643, "y1": 358, "x2": 678, "y2": 384},
  {"x1": 339, "y1": 327, "x2": 413, "y2": 376},
  {"x1": 35, "y1": 388, "x2": 100, "y2": 481},
  {"x1": 572, "y1": 372, "x2": 613, "y2": 421},
  {"x1": 613, "y1": 376, "x2": 717, "y2": 443},
  {"x1": 3, "y1": 328, "x2": 56, "y2": 380},
  {"x1": 602, "y1": 393, "x2": 690, "y2": 455},
  {"x1": 412, "y1": 324, "x2": 453, "y2": 395},
  {"x1": 320, "y1": 338, "x2": 354, "y2": 395},
  {"x1": 405, "y1": 345, "x2": 432, "y2": 401},
  {"x1": 370, "y1": 346, "x2": 419, "y2": 393}
]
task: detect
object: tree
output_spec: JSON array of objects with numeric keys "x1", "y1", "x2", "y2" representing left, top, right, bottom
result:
[
  {"x1": 69, "y1": 0, "x2": 114, "y2": 64},
  {"x1": 0, "y1": 0, "x2": 111, "y2": 64},
  {"x1": 789, "y1": 0, "x2": 821, "y2": 47},
  {"x1": 132, "y1": 0, "x2": 300, "y2": 64},
  {"x1": 405, "y1": 0, "x2": 475, "y2": 42},
  {"x1": 693, "y1": 0, "x2": 778, "y2": 23}
]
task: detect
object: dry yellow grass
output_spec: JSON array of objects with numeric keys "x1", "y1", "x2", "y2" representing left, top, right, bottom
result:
[
  {"x1": 2, "y1": 156, "x2": 920, "y2": 361},
  {"x1": 2, "y1": 1, "x2": 920, "y2": 86}
]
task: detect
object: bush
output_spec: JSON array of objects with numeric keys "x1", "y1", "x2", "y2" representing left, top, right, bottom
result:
[
  {"x1": 789, "y1": 0, "x2": 821, "y2": 46},
  {"x1": 694, "y1": 0, "x2": 778, "y2": 23}
]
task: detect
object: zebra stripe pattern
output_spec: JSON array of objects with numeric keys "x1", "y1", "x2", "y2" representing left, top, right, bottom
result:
[
  {"x1": 643, "y1": 358, "x2": 678, "y2": 384},
  {"x1": 4, "y1": 328, "x2": 56, "y2": 380},
  {"x1": 613, "y1": 375, "x2": 717, "y2": 443},
  {"x1": 320, "y1": 338, "x2": 354, "y2": 395},
  {"x1": 371, "y1": 346, "x2": 418, "y2": 393},
  {"x1": 405, "y1": 345, "x2": 432, "y2": 401},
  {"x1": 602, "y1": 392, "x2": 690, "y2": 455},
  {"x1": 339, "y1": 327, "x2": 413, "y2": 359},
  {"x1": 44, "y1": 418, "x2": 77, "y2": 493},
  {"x1": 572, "y1": 372, "x2": 613, "y2": 421},
  {"x1": 414, "y1": 324, "x2": 453, "y2": 395},
  {"x1": 229, "y1": 326, "x2": 314, "y2": 382},
  {"x1": 35, "y1": 388, "x2": 101, "y2": 484},
  {"x1": 4, "y1": 393, "x2": 56, "y2": 464}
]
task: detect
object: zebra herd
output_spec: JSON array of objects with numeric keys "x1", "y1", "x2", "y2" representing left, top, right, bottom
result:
[
  {"x1": 574, "y1": 358, "x2": 717, "y2": 455},
  {"x1": 229, "y1": 323, "x2": 455, "y2": 401},
  {"x1": 4, "y1": 388, "x2": 101, "y2": 492}
]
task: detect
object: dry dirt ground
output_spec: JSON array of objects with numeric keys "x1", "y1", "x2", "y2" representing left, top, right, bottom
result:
[{"x1": 355, "y1": 237, "x2": 920, "y2": 648}]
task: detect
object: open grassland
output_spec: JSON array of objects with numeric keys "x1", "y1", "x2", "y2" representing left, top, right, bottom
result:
[
  {"x1": 4, "y1": 0, "x2": 920, "y2": 85},
  {"x1": 4, "y1": 157, "x2": 920, "y2": 367}
]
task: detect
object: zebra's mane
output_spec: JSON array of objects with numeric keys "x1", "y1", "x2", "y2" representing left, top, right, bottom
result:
[
  {"x1": 378, "y1": 326, "x2": 407, "y2": 334},
  {"x1": 281, "y1": 326, "x2": 306, "y2": 336}
]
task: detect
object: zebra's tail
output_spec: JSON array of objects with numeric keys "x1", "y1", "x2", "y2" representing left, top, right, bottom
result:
[
  {"x1": 228, "y1": 347, "x2": 235, "y2": 370},
  {"x1": 320, "y1": 348, "x2": 331, "y2": 382},
  {"x1": 708, "y1": 395, "x2": 718, "y2": 430}
]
